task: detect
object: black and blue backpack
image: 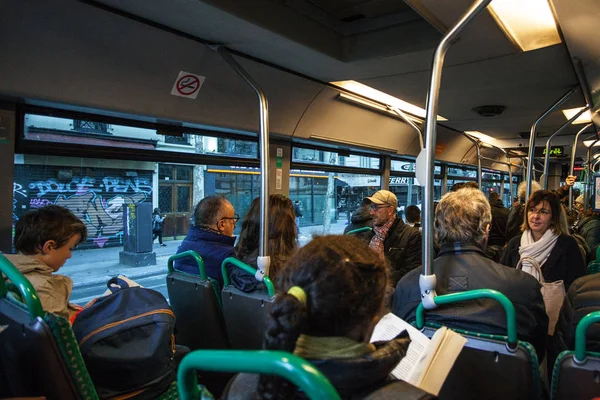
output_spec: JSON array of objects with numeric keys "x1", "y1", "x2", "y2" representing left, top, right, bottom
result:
[{"x1": 72, "y1": 277, "x2": 176, "y2": 399}]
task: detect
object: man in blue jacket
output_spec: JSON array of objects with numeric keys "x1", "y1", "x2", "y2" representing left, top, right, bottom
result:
[{"x1": 174, "y1": 196, "x2": 238, "y2": 287}]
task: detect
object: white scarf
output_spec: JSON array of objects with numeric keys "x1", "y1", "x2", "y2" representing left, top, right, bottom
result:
[{"x1": 518, "y1": 229, "x2": 559, "y2": 280}]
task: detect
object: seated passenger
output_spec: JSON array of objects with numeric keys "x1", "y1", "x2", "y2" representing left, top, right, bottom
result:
[
  {"x1": 5, "y1": 205, "x2": 87, "y2": 320},
  {"x1": 230, "y1": 194, "x2": 297, "y2": 292},
  {"x1": 363, "y1": 190, "x2": 422, "y2": 287},
  {"x1": 405, "y1": 205, "x2": 421, "y2": 230},
  {"x1": 393, "y1": 188, "x2": 548, "y2": 357},
  {"x1": 549, "y1": 273, "x2": 600, "y2": 368},
  {"x1": 343, "y1": 199, "x2": 373, "y2": 240},
  {"x1": 224, "y1": 236, "x2": 429, "y2": 399},
  {"x1": 573, "y1": 196, "x2": 600, "y2": 254},
  {"x1": 501, "y1": 190, "x2": 586, "y2": 291},
  {"x1": 175, "y1": 196, "x2": 237, "y2": 287}
]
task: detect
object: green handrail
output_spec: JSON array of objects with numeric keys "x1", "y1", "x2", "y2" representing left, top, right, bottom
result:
[
  {"x1": 168, "y1": 251, "x2": 206, "y2": 280},
  {"x1": 345, "y1": 226, "x2": 372, "y2": 235},
  {"x1": 596, "y1": 245, "x2": 600, "y2": 262},
  {"x1": 221, "y1": 257, "x2": 275, "y2": 298},
  {"x1": 178, "y1": 350, "x2": 341, "y2": 400},
  {"x1": 415, "y1": 289, "x2": 518, "y2": 346},
  {"x1": 0, "y1": 254, "x2": 44, "y2": 320},
  {"x1": 575, "y1": 311, "x2": 600, "y2": 362}
]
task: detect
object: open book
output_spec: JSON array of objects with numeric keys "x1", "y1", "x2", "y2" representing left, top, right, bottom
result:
[{"x1": 371, "y1": 313, "x2": 467, "y2": 396}]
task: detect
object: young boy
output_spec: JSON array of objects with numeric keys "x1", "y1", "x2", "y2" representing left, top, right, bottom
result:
[{"x1": 6, "y1": 205, "x2": 87, "y2": 320}]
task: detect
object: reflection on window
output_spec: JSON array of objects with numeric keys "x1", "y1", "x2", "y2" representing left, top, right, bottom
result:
[
  {"x1": 24, "y1": 114, "x2": 258, "y2": 157},
  {"x1": 292, "y1": 147, "x2": 380, "y2": 169},
  {"x1": 448, "y1": 166, "x2": 477, "y2": 178}
]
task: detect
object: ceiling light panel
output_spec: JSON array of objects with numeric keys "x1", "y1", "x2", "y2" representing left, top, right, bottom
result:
[{"x1": 562, "y1": 107, "x2": 593, "y2": 124}]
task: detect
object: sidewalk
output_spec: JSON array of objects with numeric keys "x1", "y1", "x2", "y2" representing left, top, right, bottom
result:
[{"x1": 63, "y1": 219, "x2": 350, "y2": 300}]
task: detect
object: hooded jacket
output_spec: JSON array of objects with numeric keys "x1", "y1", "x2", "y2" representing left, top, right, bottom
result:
[
  {"x1": 174, "y1": 226, "x2": 235, "y2": 287},
  {"x1": 4, "y1": 254, "x2": 76, "y2": 319}
]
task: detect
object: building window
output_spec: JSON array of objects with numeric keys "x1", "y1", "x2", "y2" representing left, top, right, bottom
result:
[{"x1": 158, "y1": 164, "x2": 193, "y2": 213}]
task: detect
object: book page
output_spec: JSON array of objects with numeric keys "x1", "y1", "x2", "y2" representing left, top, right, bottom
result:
[
  {"x1": 370, "y1": 313, "x2": 430, "y2": 383},
  {"x1": 415, "y1": 326, "x2": 467, "y2": 396}
]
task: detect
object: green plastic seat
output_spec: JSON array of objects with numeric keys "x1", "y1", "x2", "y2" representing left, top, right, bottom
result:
[
  {"x1": 220, "y1": 257, "x2": 276, "y2": 350},
  {"x1": 177, "y1": 350, "x2": 340, "y2": 400},
  {"x1": 587, "y1": 261, "x2": 600, "y2": 275},
  {"x1": 0, "y1": 254, "x2": 179, "y2": 400},
  {"x1": 167, "y1": 251, "x2": 230, "y2": 350},
  {"x1": 551, "y1": 311, "x2": 600, "y2": 399},
  {"x1": 416, "y1": 289, "x2": 541, "y2": 400}
]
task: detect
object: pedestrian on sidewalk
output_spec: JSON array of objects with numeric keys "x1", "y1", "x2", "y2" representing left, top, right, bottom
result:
[{"x1": 152, "y1": 208, "x2": 166, "y2": 247}]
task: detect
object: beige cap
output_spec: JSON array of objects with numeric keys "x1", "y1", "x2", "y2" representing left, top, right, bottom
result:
[{"x1": 364, "y1": 190, "x2": 398, "y2": 209}]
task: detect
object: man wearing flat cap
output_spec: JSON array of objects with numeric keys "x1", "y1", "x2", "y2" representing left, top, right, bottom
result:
[{"x1": 363, "y1": 190, "x2": 422, "y2": 287}]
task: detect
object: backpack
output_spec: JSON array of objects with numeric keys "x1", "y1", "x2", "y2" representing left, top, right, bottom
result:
[{"x1": 72, "y1": 277, "x2": 176, "y2": 399}]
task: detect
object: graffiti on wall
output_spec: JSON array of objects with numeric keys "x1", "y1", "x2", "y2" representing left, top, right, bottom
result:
[{"x1": 13, "y1": 175, "x2": 152, "y2": 248}]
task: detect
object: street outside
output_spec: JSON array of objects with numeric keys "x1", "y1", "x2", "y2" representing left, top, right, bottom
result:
[{"x1": 63, "y1": 220, "x2": 350, "y2": 305}]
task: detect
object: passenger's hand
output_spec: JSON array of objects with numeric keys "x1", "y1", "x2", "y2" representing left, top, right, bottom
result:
[{"x1": 566, "y1": 175, "x2": 577, "y2": 186}]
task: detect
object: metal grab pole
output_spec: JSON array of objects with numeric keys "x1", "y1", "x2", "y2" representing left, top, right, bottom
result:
[
  {"x1": 508, "y1": 157, "x2": 513, "y2": 202},
  {"x1": 526, "y1": 88, "x2": 577, "y2": 200},
  {"x1": 462, "y1": 134, "x2": 482, "y2": 188},
  {"x1": 586, "y1": 141, "x2": 600, "y2": 210},
  {"x1": 542, "y1": 106, "x2": 589, "y2": 189},
  {"x1": 569, "y1": 123, "x2": 594, "y2": 209},
  {"x1": 390, "y1": 107, "x2": 424, "y2": 149},
  {"x1": 218, "y1": 48, "x2": 271, "y2": 273},
  {"x1": 421, "y1": 0, "x2": 492, "y2": 309}
]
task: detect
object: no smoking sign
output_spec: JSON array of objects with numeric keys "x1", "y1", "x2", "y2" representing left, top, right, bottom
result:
[{"x1": 170, "y1": 71, "x2": 205, "y2": 99}]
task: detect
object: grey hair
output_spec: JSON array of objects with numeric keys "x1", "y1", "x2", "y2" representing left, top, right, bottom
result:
[
  {"x1": 193, "y1": 196, "x2": 230, "y2": 227},
  {"x1": 435, "y1": 188, "x2": 491, "y2": 246},
  {"x1": 517, "y1": 180, "x2": 541, "y2": 202}
]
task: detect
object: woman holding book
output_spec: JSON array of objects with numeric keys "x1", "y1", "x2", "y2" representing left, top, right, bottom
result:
[{"x1": 223, "y1": 235, "x2": 432, "y2": 400}]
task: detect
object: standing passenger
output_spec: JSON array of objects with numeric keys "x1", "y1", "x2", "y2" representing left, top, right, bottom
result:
[
  {"x1": 174, "y1": 196, "x2": 237, "y2": 287},
  {"x1": 5, "y1": 205, "x2": 87, "y2": 320},
  {"x1": 501, "y1": 190, "x2": 586, "y2": 291},
  {"x1": 487, "y1": 192, "x2": 508, "y2": 247},
  {"x1": 362, "y1": 190, "x2": 421, "y2": 287},
  {"x1": 393, "y1": 188, "x2": 548, "y2": 357}
]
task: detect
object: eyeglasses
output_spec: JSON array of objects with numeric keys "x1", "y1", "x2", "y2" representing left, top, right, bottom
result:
[
  {"x1": 369, "y1": 204, "x2": 392, "y2": 211},
  {"x1": 221, "y1": 214, "x2": 240, "y2": 223},
  {"x1": 528, "y1": 208, "x2": 550, "y2": 217}
]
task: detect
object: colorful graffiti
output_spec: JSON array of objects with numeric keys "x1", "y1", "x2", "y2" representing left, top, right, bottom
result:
[{"x1": 13, "y1": 175, "x2": 152, "y2": 248}]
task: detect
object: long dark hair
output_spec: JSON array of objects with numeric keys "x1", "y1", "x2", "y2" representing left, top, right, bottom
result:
[
  {"x1": 257, "y1": 235, "x2": 388, "y2": 399},
  {"x1": 234, "y1": 194, "x2": 297, "y2": 278}
]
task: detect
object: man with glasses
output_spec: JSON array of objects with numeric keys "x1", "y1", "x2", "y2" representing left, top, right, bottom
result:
[
  {"x1": 174, "y1": 195, "x2": 238, "y2": 287},
  {"x1": 363, "y1": 190, "x2": 422, "y2": 287}
]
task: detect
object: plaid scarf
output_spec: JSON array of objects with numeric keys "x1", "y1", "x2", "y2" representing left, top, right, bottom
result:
[{"x1": 369, "y1": 215, "x2": 396, "y2": 257}]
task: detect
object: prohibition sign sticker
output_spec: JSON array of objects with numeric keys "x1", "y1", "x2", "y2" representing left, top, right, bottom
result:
[{"x1": 170, "y1": 71, "x2": 205, "y2": 99}]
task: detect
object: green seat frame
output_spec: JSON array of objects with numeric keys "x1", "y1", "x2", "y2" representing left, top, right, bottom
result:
[
  {"x1": 551, "y1": 311, "x2": 600, "y2": 399},
  {"x1": 167, "y1": 251, "x2": 230, "y2": 350},
  {"x1": 220, "y1": 257, "x2": 276, "y2": 350},
  {"x1": 416, "y1": 289, "x2": 541, "y2": 400},
  {"x1": 177, "y1": 350, "x2": 340, "y2": 400}
]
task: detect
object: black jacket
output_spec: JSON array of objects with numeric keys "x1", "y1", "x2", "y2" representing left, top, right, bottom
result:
[
  {"x1": 575, "y1": 214, "x2": 600, "y2": 252},
  {"x1": 489, "y1": 199, "x2": 509, "y2": 247},
  {"x1": 365, "y1": 218, "x2": 422, "y2": 287},
  {"x1": 505, "y1": 204, "x2": 524, "y2": 243},
  {"x1": 392, "y1": 242, "x2": 548, "y2": 358},
  {"x1": 501, "y1": 233, "x2": 586, "y2": 291},
  {"x1": 549, "y1": 273, "x2": 600, "y2": 371},
  {"x1": 343, "y1": 206, "x2": 374, "y2": 242},
  {"x1": 222, "y1": 335, "x2": 433, "y2": 400}
]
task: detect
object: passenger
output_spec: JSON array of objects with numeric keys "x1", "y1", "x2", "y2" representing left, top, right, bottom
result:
[
  {"x1": 549, "y1": 273, "x2": 600, "y2": 369},
  {"x1": 5, "y1": 205, "x2": 87, "y2": 320},
  {"x1": 501, "y1": 190, "x2": 586, "y2": 291},
  {"x1": 405, "y1": 205, "x2": 421, "y2": 230},
  {"x1": 174, "y1": 196, "x2": 237, "y2": 288},
  {"x1": 293, "y1": 200, "x2": 303, "y2": 234},
  {"x1": 230, "y1": 194, "x2": 297, "y2": 292},
  {"x1": 487, "y1": 192, "x2": 508, "y2": 247},
  {"x1": 343, "y1": 199, "x2": 373, "y2": 241},
  {"x1": 572, "y1": 195, "x2": 600, "y2": 253},
  {"x1": 224, "y1": 235, "x2": 425, "y2": 400},
  {"x1": 393, "y1": 188, "x2": 548, "y2": 357},
  {"x1": 449, "y1": 181, "x2": 478, "y2": 192},
  {"x1": 362, "y1": 190, "x2": 422, "y2": 287},
  {"x1": 506, "y1": 180, "x2": 541, "y2": 242}
]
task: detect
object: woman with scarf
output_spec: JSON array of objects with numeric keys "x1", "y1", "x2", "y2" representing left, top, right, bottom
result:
[{"x1": 501, "y1": 190, "x2": 585, "y2": 291}]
